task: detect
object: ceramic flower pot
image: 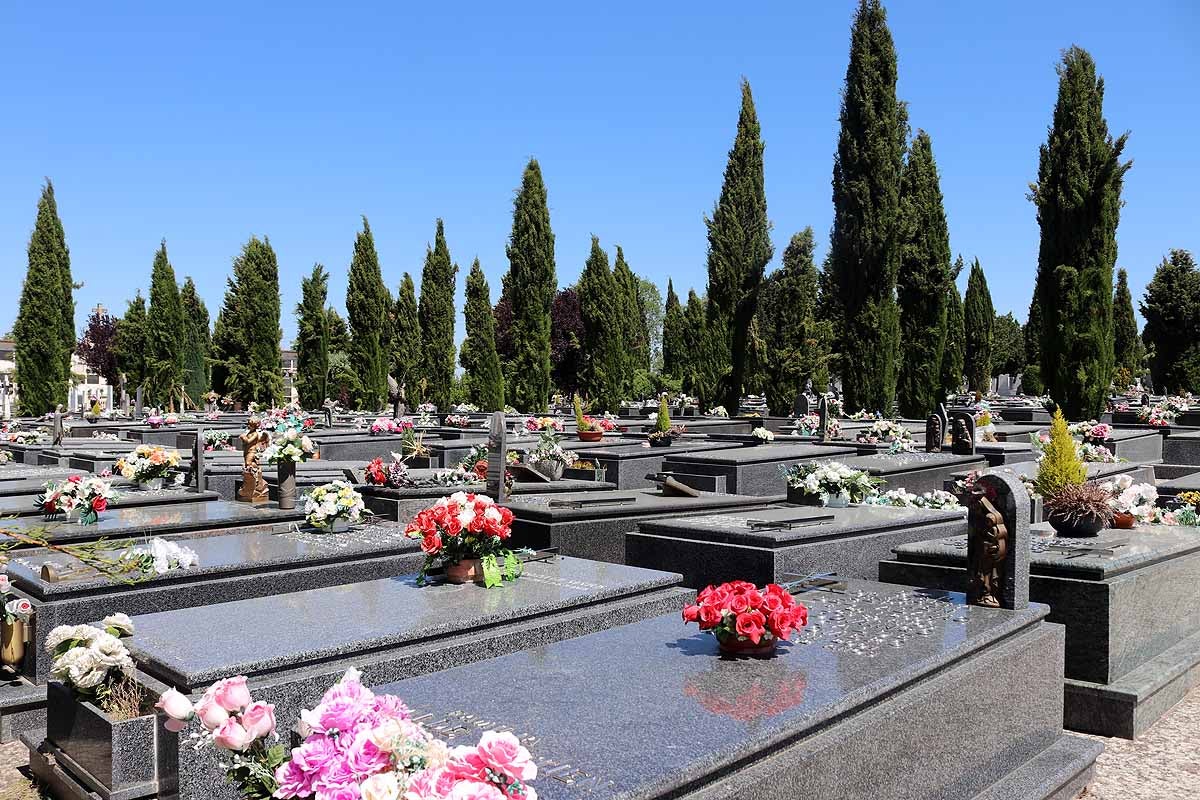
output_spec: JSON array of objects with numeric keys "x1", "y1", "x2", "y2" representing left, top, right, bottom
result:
[
  {"x1": 1111, "y1": 511, "x2": 1136, "y2": 529},
  {"x1": 824, "y1": 491, "x2": 851, "y2": 509},
  {"x1": 1047, "y1": 510, "x2": 1106, "y2": 537},
  {"x1": 578, "y1": 430, "x2": 603, "y2": 442},
  {"x1": 717, "y1": 633, "x2": 778, "y2": 658},
  {"x1": 445, "y1": 558, "x2": 485, "y2": 585},
  {"x1": 138, "y1": 477, "x2": 164, "y2": 491},
  {"x1": 1, "y1": 619, "x2": 26, "y2": 673},
  {"x1": 531, "y1": 461, "x2": 565, "y2": 481},
  {"x1": 277, "y1": 460, "x2": 297, "y2": 510}
]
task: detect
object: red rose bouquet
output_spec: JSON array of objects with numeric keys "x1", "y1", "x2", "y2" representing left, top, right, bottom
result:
[
  {"x1": 405, "y1": 492, "x2": 520, "y2": 587},
  {"x1": 683, "y1": 581, "x2": 808, "y2": 656}
]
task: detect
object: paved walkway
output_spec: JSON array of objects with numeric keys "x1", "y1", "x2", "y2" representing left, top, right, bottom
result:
[{"x1": 2, "y1": 685, "x2": 1199, "y2": 798}]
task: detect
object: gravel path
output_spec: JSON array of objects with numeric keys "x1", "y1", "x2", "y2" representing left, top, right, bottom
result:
[{"x1": 1, "y1": 686, "x2": 1198, "y2": 798}]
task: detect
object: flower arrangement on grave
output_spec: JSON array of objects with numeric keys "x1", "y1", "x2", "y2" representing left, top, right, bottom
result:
[
  {"x1": 125, "y1": 538, "x2": 200, "y2": 574},
  {"x1": 682, "y1": 581, "x2": 808, "y2": 657},
  {"x1": 781, "y1": 462, "x2": 882, "y2": 506},
  {"x1": 1136, "y1": 403, "x2": 1176, "y2": 426},
  {"x1": 406, "y1": 492, "x2": 520, "y2": 586},
  {"x1": 416, "y1": 402, "x2": 438, "y2": 415},
  {"x1": 1068, "y1": 421, "x2": 1112, "y2": 443},
  {"x1": 1163, "y1": 395, "x2": 1192, "y2": 414},
  {"x1": 1043, "y1": 483, "x2": 1114, "y2": 537},
  {"x1": 35, "y1": 475, "x2": 118, "y2": 525},
  {"x1": 452, "y1": 402, "x2": 480, "y2": 413},
  {"x1": 1101, "y1": 475, "x2": 1158, "y2": 528},
  {"x1": 205, "y1": 410, "x2": 222, "y2": 420},
  {"x1": 792, "y1": 413, "x2": 840, "y2": 439},
  {"x1": 370, "y1": 417, "x2": 413, "y2": 435},
  {"x1": 116, "y1": 444, "x2": 181, "y2": 486},
  {"x1": 47, "y1": 614, "x2": 144, "y2": 719},
  {"x1": 262, "y1": 427, "x2": 317, "y2": 464},
  {"x1": 823, "y1": 396, "x2": 844, "y2": 417},
  {"x1": 855, "y1": 419, "x2": 912, "y2": 445},
  {"x1": 146, "y1": 413, "x2": 165, "y2": 428},
  {"x1": 262, "y1": 406, "x2": 317, "y2": 434},
  {"x1": 1, "y1": 569, "x2": 33, "y2": 626},
  {"x1": 847, "y1": 408, "x2": 874, "y2": 421},
  {"x1": 1077, "y1": 442, "x2": 1120, "y2": 464},
  {"x1": 5, "y1": 430, "x2": 47, "y2": 445},
  {"x1": 303, "y1": 481, "x2": 365, "y2": 531},
  {"x1": 443, "y1": 414, "x2": 473, "y2": 429},
  {"x1": 524, "y1": 416, "x2": 563, "y2": 433},
  {"x1": 164, "y1": 413, "x2": 180, "y2": 426},
  {"x1": 203, "y1": 430, "x2": 237, "y2": 452},
  {"x1": 751, "y1": 427, "x2": 775, "y2": 444},
  {"x1": 524, "y1": 433, "x2": 574, "y2": 480},
  {"x1": 365, "y1": 454, "x2": 413, "y2": 489},
  {"x1": 863, "y1": 488, "x2": 964, "y2": 511},
  {"x1": 0, "y1": 450, "x2": 10, "y2": 465},
  {"x1": 706, "y1": 405, "x2": 729, "y2": 418},
  {"x1": 90, "y1": 430, "x2": 120, "y2": 441},
  {"x1": 1160, "y1": 503, "x2": 1200, "y2": 527},
  {"x1": 648, "y1": 397, "x2": 684, "y2": 446},
  {"x1": 156, "y1": 667, "x2": 538, "y2": 800}
]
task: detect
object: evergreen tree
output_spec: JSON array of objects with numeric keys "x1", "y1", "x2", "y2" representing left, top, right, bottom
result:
[
  {"x1": 76, "y1": 307, "x2": 121, "y2": 389},
  {"x1": 613, "y1": 246, "x2": 648, "y2": 389},
  {"x1": 346, "y1": 218, "x2": 390, "y2": 410},
  {"x1": 896, "y1": 130, "x2": 951, "y2": 417},
  {"x1": 637, "y1": 278, "x2": 665, "y2": 373},
  {"x1": 1112, "y1": 268, "x2": 1143, "y2": 378},
  {"x1": 391, "y1": 273, "x2": 421, "y2": 391},
  {"x1": 1022, "y1": 295, "x2": 1044, "y2": 394},
  {"x1": 939, "y1": 256, "x2": 966, "y2": 397},
  {"x1": 759, "y1": 228, "x2": 831, "y2": 415},
  {"x1": 681, "y1": 290, "x2": 719, "y2": 407},
  {"x1": 991, "y1": 313, "x2": 1025, "y2": 382},
  {"x1": 577, "y1": 237, "x2": 624, "y2": 412},
  {"x1": 327, "y1": 307, "x2": 350, "y2": 353},
  {"x1": 705, "y1": 79, "x2": 773, "y2": 412},
  {"x1": 114, "y1": 293, "x2": 148, "y2": 399},
  {"x1": 179, "y1": 277, "x2": 211, "y2": 404},
  {"x1": 550, "y1": 288, "x2": 584, "y2": 394},
  {"x1": 146, "y1": 241, "x2": 186, "y2": 408},
  {"x1": 828, "y1": 0, "x2": 907, "y2": 412},
  {"x1": 295, "y1": 264, "x2": 330, "y2": 408},
  {"x1": 14, "y1": 181, "x2": 73, "y2": 413},
  {"x1": 460, "y1": 259, "x2": 504, "y2": 409},
  {"x1": 212, "y1": 237, "x2": 283, "y2": 405},
  {"x1": 661, "y1": 280, "x2": 685, "y2": 380},
  {"x1": 1141, "y1": 250, "x2": 1200, "y2": 393},
  {"x1": 209, "y1": 290, "x2": 236, "y2": 398},
  {"x1": 963, "y1": 259, "x2": 994, "y2": 394},
  {"x1": 1030, "y1": 46, "x2": 1131, "y2": 419},
  {"x1": 504, "y1": 160, "x2": 557, "y2": 411},
  {"x1": 417, "y1": 220, "x2": 458, "y2": 410}
]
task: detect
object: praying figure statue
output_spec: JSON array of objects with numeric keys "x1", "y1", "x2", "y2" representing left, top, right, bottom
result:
[{"x1": 238, "y1": 417, "x2": 272, "y2": 504}]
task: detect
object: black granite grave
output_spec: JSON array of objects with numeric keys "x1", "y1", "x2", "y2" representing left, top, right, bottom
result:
[
  {"x1": 662, "y1": 442, "x2": 858, "y2": 496},
  {"x1": 573, "y1": 440, "x2": 745, "y2": 490},
  {"x1": 816, "y1": 452, "x2": 987, "y2": 497}
]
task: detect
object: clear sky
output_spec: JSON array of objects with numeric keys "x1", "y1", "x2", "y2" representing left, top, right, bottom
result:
[{"x1": 1, "y1": 1, "x2": 1197, "y2": 347}]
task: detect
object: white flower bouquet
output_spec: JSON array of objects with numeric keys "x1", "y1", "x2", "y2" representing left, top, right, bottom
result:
[
  {"x1": 751, "y1": 427, "x2": 775, "y2": 443},
  {"x1": 782, "y1": 461, "x2": 882, "y2": 505},
  {"x1": 303, "y1": 480, "x2": 365, "y2": 530},
  {"x1": 262, "y1": 427, "x2": 317, "y2": 464}
]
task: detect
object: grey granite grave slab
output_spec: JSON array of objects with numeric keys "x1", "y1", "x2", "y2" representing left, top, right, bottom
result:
[
  {"x1": 1156, "y1": 470, "x2": 1200, "y2": 497},
  {"x1": 572, "y1": 439, "x2": 745, "y2": 489},
  {"x1": 360, "y1": 476, "x2": 617, "y2": 521},
  {"x1": 661, "y1": 442, "x2": 858, "y2": 495},
  {"x1": 628, "y1": 504, "x2": 966, "y2": 587},
  {"x1": 1163, "y1": 429, "x2": 1200, "y2": 466},
  {"x1": 507, "y1": 488, "x2": 783, "y2": 563},
  {"x1": 879, "y1": 523, "x2": 1200, "y2": 737},
  {"x1": 975, "y1": 441, "x2": 1038, "y2": 466},
  {"x1": 375, "y1": 579, "x2": 1097, "y2": 800},
  {"x1": 0, "y1": 487, "x2": 218, "y2": 517},
  {"x1": 832, "y1": 452, "x2": 988, "y2": 495}
]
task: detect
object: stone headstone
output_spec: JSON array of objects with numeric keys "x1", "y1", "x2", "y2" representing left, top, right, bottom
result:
[
  {"x1": 1141, "y1": 393, "x2": 1150, "y2": 407},
  {"x1": 121, "y1": 390, "x2": 130, "y2": 417},
  {"x1": 793, "y1": 394, "x2": 810, "y2": 417},
  {"x1": 966, "y1": 472, "x2": 1030, "y2": 610},
  {"x1": 950, "y1": 411, "x2": 975, "y2": 455},
  {"x1": 323, "y1": 405, "x2": 334, "y2": 429},
  {"x1": 51, "y1": 406, "x2": 64, "y2": 446},
  {"x1": 816, "y1": 396, "x2": 829, "y2": 443},
  {"x1": 937, "y1": 403, "x2": 950, "y2": 442},
  {"x1": 924, "y1": 414, "x2": 943, "y2": 453},
  {"x1": 134, "y1": 386, "x2": 144, "y2": 419},
  {"x1": 486, "y1": 411, "x2": 508, "y2": 502},
  {"x1": 193, "y1": 426, "x2": 207, "y2": 492}
]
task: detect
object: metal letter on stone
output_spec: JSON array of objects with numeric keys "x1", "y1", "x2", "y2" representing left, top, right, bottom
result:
[
  {"x1": 950, "y1": 411, "x2": 976, "y2": 455},
  {"x1": 486, "y1": 411, "x2": 508, "y2": 503},
  {"x1": 925, "y1": 414, "x2": 943, "y2": 453},
  {"x1": 816, "y1": 396, "x2": 829, "y2": 443},
  {"x1": 965, "y1": 472, "x2": 1029, "y2": 610}
]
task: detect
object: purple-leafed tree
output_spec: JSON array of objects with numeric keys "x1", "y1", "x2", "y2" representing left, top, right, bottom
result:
[
  {"x1": 550, "y1": 287, "x2": 584, "y2": 394},
  {"x1": 76, "y1": 308, "x2": 121, "y2": 388}
]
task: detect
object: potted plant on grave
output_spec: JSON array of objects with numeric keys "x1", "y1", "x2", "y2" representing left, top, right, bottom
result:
[
  {"x1": 146, "y1": 412, "x2": 165, "y2": 429},
  {"x1": 262, "y1": 427, "x2": 318, "y2": 510},
  {"x1": 781, "y1": 461, "x2": 882, "y2": 507},
  {"x1": 525, "y1": 431, "x2": 573, "y2": 481},
  {"x1": 1035, "y1": 409, "x2": 1098, "y2": 535},
  {"x1": 1, "y1": 575, "x2": 33, "y2": 674},
  {"x1": 155, "y1": 667, "x2": 539, "y2": 800},
  {"x1": 648, "y1": 397, "x2": 683, "y2": 447},
  {"x1": 45, "y1": 614, "x2": 158, "y2": 796},
  {"x1": 302, "y1": 480, "x2": 365, "y2": 532},
  {"x1": 682, "y1": 581, "x2": 808, "y2": 657},
  {"x1": 1043, "y1": 483, "x2": 1114, "y2": 537},
  {"x1": 406, "y1": 491, "x2": 520, "y2": 587},
  {"x1": 34, "y1": 475, "x2": 117, "y2": 524},
  {"x1": 574, "y1": 394, "x2": 612, "y2": 442},
  {"x1": 115, "y1": 444, "x2": 181, "y2": 490}
]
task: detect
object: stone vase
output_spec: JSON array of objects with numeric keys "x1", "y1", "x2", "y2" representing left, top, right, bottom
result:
[
  {"x1": 716, "y1": 632, "x2": 778, "y2": 658},
  {"x1": 138, "y1": 477, "x2": 164, "y2": 491},
  {"x1": 277, "y1": 460, "x2": 297, "y2": 510},
  {"x1": 445, "y1": 558, "x2": 485, "y2": 585},
  {"x1": 531, "y1": 461, "x2": 565, "y2": 481},
  {"x1": 1, "y1": 619, "x2": 26, "y2": 673},
  {"x1": 45, "y1": 681, "x2": 156, "y2": 796}
]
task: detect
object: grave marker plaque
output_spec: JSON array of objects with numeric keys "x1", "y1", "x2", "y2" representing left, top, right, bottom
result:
[
  {"x1": 793, "y1": 394, "x2": 810, "y2": 417},
  {"x1": 486, "y1": 411, "x2": 508, "y2": 502},
  {"x1": 965, "y1": 472, "x2": 1029, "y2": 610},
  {"x1": 1140, "y1": 392, "x2": 1150, "y2": 408},
  {"x1": 134, "y1": 386, "x2": 144, "y2": 419},
  {"x1": 816, "y1": 396, "x2": 829, "y2": 443},
  {"x1": 950, "y1": 411, "x2": 976, "y2": 455}
]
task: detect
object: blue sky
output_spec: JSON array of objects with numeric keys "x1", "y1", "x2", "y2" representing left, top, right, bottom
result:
[{"x1": 1, "y1": 1, "x2": 1197, "y2": 347}]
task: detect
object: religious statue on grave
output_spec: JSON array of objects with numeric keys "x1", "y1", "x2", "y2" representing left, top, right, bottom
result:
[
  {"x1": 238, "y1": 417, "x2": 272, "y2": 504},
  {"x1": 925, "y1": 415, "x2": 943, "y2": 453},
  {"x1": 51, "y1": 405, "x2": 65, "y2": 446},
  {"x1": 387, "y1": 374, "x2": 406, "y2": 418},
  {"x1": 966, "y1": 489, "x2": 1008, "y2": 608}
]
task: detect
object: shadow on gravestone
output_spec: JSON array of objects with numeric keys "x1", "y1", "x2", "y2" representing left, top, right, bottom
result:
[{"x1": 965, "y1": 472, "x2": 1030, "y2": 610}]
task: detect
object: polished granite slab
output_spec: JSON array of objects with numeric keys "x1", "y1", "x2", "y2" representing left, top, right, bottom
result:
[
  {"x1": 0, "y1": 487, "x2": 218, "y2": 517},
  {"x1": 506, "y1": 488, "x2": 783, "y2": 522}
]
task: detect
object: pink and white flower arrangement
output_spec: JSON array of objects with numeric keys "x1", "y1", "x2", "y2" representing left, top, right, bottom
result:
[
  {"x1": 405, "y1": 492, "x2": 517, "y2": 585},
  {"x1": 164, "y1": 414, "x2": 180, "y2": 426},
  {"x1": 443, "y1": 414, "x2": 473, "y2": 429},
  {"x1": 35, "y1": 475, "x2": 118, "y2": 524},
  {"x1": 1137, "y1": 403, "x2": 1176, "y2": 427},
  {"x1": 523, "y1": 416, "x2": 563, "y2": 433},
  {"x1": 793, "y1": 414, "x2": 840, "y2": 439},
  {"x1": 1, "y1": 570, "x2": 33, "y2": 625},
  {"x1": 1102, "y1": 475, "x2": 1159, "y2": 523},
  {"x1": 855, "y1": 419, "x2": 911, "y2": 444},
  {"x1": 370, "y1": 418, "x2": 413, "y2": 436},
  {"x1": 263, "y1": 427, "x2": 318, "y2": 464},
  {"x1": 157, "y1": 668, "x2": 538, "y2": 800}
]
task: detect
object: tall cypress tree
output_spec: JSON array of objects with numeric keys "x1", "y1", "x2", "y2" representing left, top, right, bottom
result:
[
  {"x1": 146, "y1": 242, "x2": 186, "y2": 408},
  {"x1": 577, "y1": 237, "x2": 624, "y2": 412},
  {"x1": 212, "y1": 237, "x2": 283, "y2": 405},
  {"x1": 418, "y1": 219, "x2": 458, "y2": 410},
  {"x1": 1112, "y1": 268, "x2": 1142, "y2": 378},
  {"x1": 662, "y1": 280, "x2": 685, "y2": 380},
  {"x1": 391, "y1": 272, "x2": 421, "y2": 390},
  {"x1": 1141, "y1": 250, "x2": 1200, "y2": 393},
  {"x1": 705, "y1": 79, "x2": 772, "y2": 412},
  {"x1": 460, "y1": 259, "x2": 505, "y2": 409},
  {"x1": 828, "y1": 0, "x2": 907, "y2": 412},
  {"x1": 1030, "y1": 46, "x2": 1131, "y2": 418},
  {"x1": 939, "y1": 256, "x2": 966, "y2": 397},
  {"x1": 179, "y1": 277, "x2": 211, "y2": 405},
  {"x1": 346, "y1": 218, "x2": 389, "y2": 410},
  {"x1": 14, "y1": 182, "x2": 72, "y2": 414},
  {"x1": 896, "y1": 130, "x2": 952, "y2": 417},
  {"x1": 681, "y1": 290, "x2": 719, "y2": 407},
  {"x1": 613, "y1": 246, "x2": 648, "y2": 389},
  {"x1": 295, "y1": 264, "x2": 330, "y2": 408},
  {"x1": 963, "y1": 259, "x2": 994, "y2": 395},
  {"x1": 504, "y1": 160, "x2": 557, "y2": 411},
  {"x1": 1022, "y1": 294, "x2": 1044, "y2": 394},
  {"x1": 327, "y1": 307, "x2": 350, "y2": 354},
  {"x1": 114, "y1": 292, "x2": 149, "y2": 396}
]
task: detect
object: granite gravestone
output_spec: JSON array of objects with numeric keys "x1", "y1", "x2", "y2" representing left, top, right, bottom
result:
[
  {"x1": 193, "y1": 426, "x2": 207, "y2": 492},
  {"x1": 486, "y1": 411, "x2": 508, "y2": 502},
  {"x1": 966, "y1": 472, "x2": 1029, "y2": 610},
  {"x1": 925, "y1": 414, "x2": 943, "y2": 453},
  {"x1": 323, "y1": 405, "x2": 334, "y2": 429},
  {"x1": 793, "y1": 394, "x2": 810, "y2": 417},
  {"x1": 937, "y1": 402, "x2": 950, "y2": 442},
  {"x1": 134, "y1": 386, "x2": 144, "y2": 419},
  {"x1": 817, "y1": 396, "x2": 829, "y2": 443},
  {"x1": 950, "y1": 411, "x2": 976, "y2": 455}
]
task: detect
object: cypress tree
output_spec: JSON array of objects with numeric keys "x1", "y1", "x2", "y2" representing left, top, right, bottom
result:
[
  {"x1": 828, "y1": 0, "x2": 906, "y2": 412},
  {"x1": 577, "y1": 237, "x2": 624, "y2": 412},
  {"x1": 14, "y1": 182, "x2": 72, "y2": 414},
  {"x1": 939, "y1": 256, "x2": 965, "y2": 397},
  {"x1": 705, "y1": 78, "x2": 773, "y2": 412},
  {"x1": 327, "y1": 307, "x2": 351, "y2": 354},
  {"x1": 114, "y1": 293, "x2": 148, "y2": 399},
  {"x1": 346, "y1": 217, "x2": 389, "y2": 410},
  {"x1": 295, "y1": 264, "x2": 330, "y2": 408},
  {"x1": 550, "y1": 287, "x2": 585, "y2": 394},
  {"x1": 1030, "y1": 46, "x2": 1131, "y2": 418},
  {"x1": 504, "y1": 160, "x2": 557, "y2": 411},
  {"x1": 963, "y1": 259, "x2": 994, "y2": 395},
  {"x1": 662, "y1": 280, "x2": 685, "y2": 380},
  {"x1": 759, "y1": 228, "x2": 831, "y2": 415},
  {"x1": 896, "y1": 130, "x2": 951, "y2": 417},
  {"x1": 392, "y1": 272, "x2": 422, "y2": 389},
  {"x1": 209, "y1": 286, "x2": 236, "y2": 398},
  {"x1": 213, "y1": 237, "x2": 283, "y2": 405},
  {"x1": 460, "y1": 259, "x2": 505, "y2": 409},
  {"x1": 179, "y1": 277, "x2": 211, "y2": 405},
  {"x1": 613, "y1": 246, "x2": 648, "y2": 389},
  {"x1": 1141, "y1": 250, "x2": 1200, "y2": 393},
  {"x1": 146, "y1": 241, "x2": 186, "y2": 408},
  {"x1": 681, "y1": 290, "x2": 718, "y2": 407},
  {"x1": 1022, "y1": 295, "x2": 1044, "y2": 395},
  {"x1": 418, "y1": 219, "x2": 458, "y2": 410},
  {"x1": 1112, "y1": 268, "x2": 1142, "y2": 378},
  {"x1": 991, "y1": 313, "x2": 1026, "y2": 383}
]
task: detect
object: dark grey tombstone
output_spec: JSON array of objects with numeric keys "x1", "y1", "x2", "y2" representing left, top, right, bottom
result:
[
  {"x1": 193, "y1": 426, "x2": 207, "y2": 492},
  {"x1": 966, "y1": 471, "x2": 1030, "y2": 610},
  {"x1": 121, "y1": 390, "x2": 130, "y2": 417},
  {"x1": 924, "y1": 414, "x2": 943, "y2": 453},
  {"x1": 134, "y1": 387, "x2": 144, "y2": 419},
  {"x1": 937, "y1": 402, "x2": 950, "y2": 440},
  {"x1": 51, "y1": 407, "x2": 64, "y2": 447},
  {"x1": 485, "y1": 411, "x2": 508, "y2": 502},
  {"x1": 793, "y1": 394, "x2": 810, "y2": 417},
  {"x1": 950, "y1": 411, "x2": 976, "y2": 455},
  {"x1": 1141, "y1": 393, "x2": 1150, "y2": 407},
  {"x1": 323, "y1": 405, "x2": 334, "y2": 429},
  {"x1": 817, "y1": 396, "x2": 829, "y2": 443}
]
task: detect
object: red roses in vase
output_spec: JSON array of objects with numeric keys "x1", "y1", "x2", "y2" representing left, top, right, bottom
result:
[{"x1": 683, "y1": 581, "x2": 808, "y2": 657}]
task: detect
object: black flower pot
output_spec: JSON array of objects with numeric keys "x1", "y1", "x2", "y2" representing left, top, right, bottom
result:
[{"x1": 1046, "y1": 510, "x2": 1107, "y2": 537}]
